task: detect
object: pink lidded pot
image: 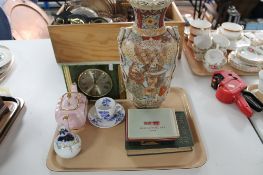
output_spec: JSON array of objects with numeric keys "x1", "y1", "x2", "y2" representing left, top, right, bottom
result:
[{"x1": 55, "y1": 84, "x2": 88, "y2": 130}]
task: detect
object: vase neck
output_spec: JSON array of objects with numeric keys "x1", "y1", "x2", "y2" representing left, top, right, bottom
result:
[{"x1": 132, "y1": 7, "x2": 167, "y2": 37}]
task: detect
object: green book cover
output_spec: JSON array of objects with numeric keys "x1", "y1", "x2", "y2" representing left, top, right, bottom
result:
[
  {"x1": 126, "y1": 111, "x2": 194, "y2": 155},
  {"x1": 127, "y1": 108, "x2": 180, "y2": 141}
]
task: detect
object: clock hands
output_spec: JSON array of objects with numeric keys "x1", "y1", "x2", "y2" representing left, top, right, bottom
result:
[{"x1": 78, "y1": 69, "x2": 113, "y2": 97}]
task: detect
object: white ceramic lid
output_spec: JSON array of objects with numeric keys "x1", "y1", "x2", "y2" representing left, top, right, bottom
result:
[
  {"x1": 212, "y1": 34, "x2": 230, "y2": 48},
  {"x1": 0, "y1": 45, "x2": 12, "y2": 68},
  {"x1": 190, "y1": 19, "x2": 211, "y2": 29},
  {"x1": 237, "y1": 46, "x2": 263, "y2": 64},
  {"x1": 204, "y1": 49, "x2": 225, "y2": 65},
  {"x1": 221, "y1": 22, "x2": 243, "y2": 32}
]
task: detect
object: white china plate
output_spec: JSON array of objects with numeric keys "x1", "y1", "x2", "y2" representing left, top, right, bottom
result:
[
  {"x1": 228, "y1": 51, "x2": 261, "y2": 72},
  {"x1": 0, "y1": 54, "x2": 14, "y2": 82},
  {"x1": 0, "y1": 45, "x2": 12, "y2": 68},
  {"x1": 237, "y1": 46, "x2": 263, "y2": 64},
  {"x1": 244, "y1": 31, "x2": 263, "y2": 46},
  {"x1": 88, "y1": 103, "x2": 125, "y2": 128},
  {"x1": 227, "y1": 35, "x2": 251, "y2": 51}
]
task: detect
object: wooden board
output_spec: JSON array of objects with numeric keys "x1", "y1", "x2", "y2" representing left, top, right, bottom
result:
[
  {"x1": 48, "y1": 2, "x2": 184, "y2": 63},
  {"x1": 183, "y1": 40, "x2": 257, "y2": 76},
  {"x1": 46, "y1": 87, "x2": 207, "y2": 171}
]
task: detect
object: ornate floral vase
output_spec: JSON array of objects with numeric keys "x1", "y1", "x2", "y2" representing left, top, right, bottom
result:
[{"x1": 118, "y1": 0, "x2": 180, "y2": 108}]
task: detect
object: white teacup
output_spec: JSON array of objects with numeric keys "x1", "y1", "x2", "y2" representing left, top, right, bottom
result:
[
  {"x1": 212, "y1": 34, "x2": 230, "y2": 55},
  {"x1": 189, "y1": 19, "x2": 211, "y2": 36},
  {"x1": 204, "y1": 49, "x2": 226, "y2": 72},
  {"x1": 95, "y1": 97, "x2": 116, "y2": 120},
  {"x1": 194, "y1": 34, "x2": 212, "y2": 50}
]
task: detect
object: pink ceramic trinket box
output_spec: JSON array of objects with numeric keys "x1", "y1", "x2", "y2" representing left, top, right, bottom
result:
[{"x1": 55, "y1": 84, "x2": 88, "y2": 130}]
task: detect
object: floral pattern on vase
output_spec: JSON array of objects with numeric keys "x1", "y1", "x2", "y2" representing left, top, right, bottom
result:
[{"x1": 118, "y1": 0, "x2": 180, "y2": 108}]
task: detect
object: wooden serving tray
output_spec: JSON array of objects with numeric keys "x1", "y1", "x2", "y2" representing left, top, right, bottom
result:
[
  {"x1": 46, "y1": 87, "x2": 206, "y2": 171},
  {"x1": 183, "y1": 40, "x2": 257, "y2": 76}
]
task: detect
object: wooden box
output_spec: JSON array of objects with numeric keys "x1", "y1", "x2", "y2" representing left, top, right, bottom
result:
[{"x1": 48, "y1": 2, "x2": 185, "y2": 64}]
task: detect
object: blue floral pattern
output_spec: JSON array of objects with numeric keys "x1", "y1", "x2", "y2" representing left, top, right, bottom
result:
[
  {"x1": 102, "y1": 98, "x2": 111, "y2": 107},
  {"x1": 98, "y1": 111, "x2": 111, "y2": 120},
  {"x1": 88, "y1": 103, "x2": 125, "y2": 128}
]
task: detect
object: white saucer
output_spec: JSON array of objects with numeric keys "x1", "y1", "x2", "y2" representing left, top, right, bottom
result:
[
  {"x1": 237, "y1": 46, "x2": 263, "y2": 65},
  {"x1": 0, "y1": 55, "x2": 14, "y2": 82},
  {"x1": 216, "y1": 27, "x2": 250, "y2": 50},
  {"x1": 228, "y1": 36, "x2": 251, "y2": 51},
  {"x1": 228, "y1": 51, "x2": 261, "y2": 72},
  {"x1": 0, "y1": 45, "x2": 12, "y2": 68},
  {"x1": 88, "y1": 103, "x2": 125, "y2": 128}
]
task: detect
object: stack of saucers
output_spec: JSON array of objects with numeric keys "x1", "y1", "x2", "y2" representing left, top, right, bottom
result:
[
  {"x1": 228, "y1": 46, "x2": 263, "y2": 72},
  {"x1": 0, "y1": 45, "x2": 14, "y2": 81}
]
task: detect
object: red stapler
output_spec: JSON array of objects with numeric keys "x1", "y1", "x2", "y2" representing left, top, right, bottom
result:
[{"x1": 211, "y1": 70, "x2": 253, "y2": 118}]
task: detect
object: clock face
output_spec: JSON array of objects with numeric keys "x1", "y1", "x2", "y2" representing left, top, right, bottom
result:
[{"x1": 77, "y1": 69, "x2": 113, "y2": 97}]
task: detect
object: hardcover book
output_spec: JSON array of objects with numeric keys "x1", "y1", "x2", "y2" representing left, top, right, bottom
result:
[
  {"x1": 127, "y1": 108, "x2": 180, "y2": 141},
  {"x1": 126, "y1": 111, "x2": 194, "y2": 156}
]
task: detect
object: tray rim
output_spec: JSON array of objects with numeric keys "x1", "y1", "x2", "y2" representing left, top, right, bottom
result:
[
  {"x1": 0, "y1": 96, "x2": 25, "y2": 143},
  {"x1": 46, "y1": 87, "x2": 207, "y2": 171}
]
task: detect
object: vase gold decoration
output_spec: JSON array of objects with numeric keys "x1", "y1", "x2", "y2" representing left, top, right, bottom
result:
[{"x1": 118, "y1": 0, "x2": 180, "y2": 108}]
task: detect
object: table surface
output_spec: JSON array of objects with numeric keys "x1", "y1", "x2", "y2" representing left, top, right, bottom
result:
[{"x1": 0, "y1": 39, "x2": 262, "y2": 175}]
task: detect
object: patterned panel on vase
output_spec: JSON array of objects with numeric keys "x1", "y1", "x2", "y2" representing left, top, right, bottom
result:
[{"x1": 120, "y1": 27, "x2": 178, "y2": 107}]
